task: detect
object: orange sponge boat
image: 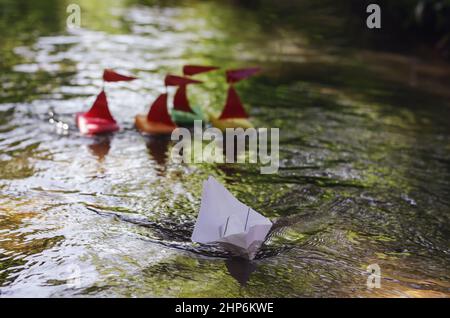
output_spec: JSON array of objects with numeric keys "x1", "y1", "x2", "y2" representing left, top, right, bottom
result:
[{"x1": 135, "y1": 93, "x2": 177, "y2": 135}]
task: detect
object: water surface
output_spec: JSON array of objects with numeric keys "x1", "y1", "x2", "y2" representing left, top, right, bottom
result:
[{"x1": 0, "y1": 0, "x2": 449, "y2": 297}]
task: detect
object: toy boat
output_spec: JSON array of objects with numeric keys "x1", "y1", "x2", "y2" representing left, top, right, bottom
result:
[
  {"x1": 76, "y1": 69, "x2": 136, "y2": 135},
  {"x1": 169, "y1": 83, "x2": 206, "y2": 125},
  {"x1": 76, "y1": 90, "x2": 119, "y2": 135},
  {"x1": 191, "y1": 176, "x2": 272, "y2": 260},
  {"x1": 164, "y1": 74, "x2": 206, "y2": 126},
  {"x1": 135, "y1": 93, "x2": 177, "y2": 135},
  {"x1": 209, "y1": 85, "x2": 254, "y2": 130},
  {"x1": 210, "y1": 68, "x2": 260, "y2": 131},
  {"x1": 169, "y1": 66, "x2": 219, "y2": 125}
]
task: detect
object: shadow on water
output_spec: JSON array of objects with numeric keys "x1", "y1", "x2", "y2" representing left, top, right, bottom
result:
[{"x1": 225, "y1": 258, "x2": 257, "y2": 286}]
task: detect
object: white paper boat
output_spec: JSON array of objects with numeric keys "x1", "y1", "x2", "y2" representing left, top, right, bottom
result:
[{"x1": 191, "y1": 176, "x2": 272, "y2": 260}]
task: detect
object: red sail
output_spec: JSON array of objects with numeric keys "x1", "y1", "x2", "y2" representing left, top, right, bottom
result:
[
  {"x1": 226, "y1": 67, "x2": 260, "y2": 84},
  {"x1": 183, "y1": 65, "x2": 219, "y2": 76},
  {"x1": 173, "y1": 85, "x2": 194, "y2": 113},
  {"x1": 147, "y1": 93, "x2": 176, "y2": 126},
  {"x1": 84, "y1": 91, "x2": 116, "y2": 122},
  {"x1": 103, "y1": 69, "x2": 137, "y2": 82},
  {"x1": 165, "y1": 75, "x2": 202, "y2": 86},
  {"x1": 219, "y1": 86, "x2": 249, "y2": 120}
]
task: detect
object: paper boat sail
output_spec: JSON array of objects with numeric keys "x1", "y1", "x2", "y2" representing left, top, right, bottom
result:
[
  {"x1": 84, "y1": 90, "x2": 115, "y2": 122},
  {"x1": 191, "y1": 176, "x2": 272, "y2": 260},
  {"x1": 146, "y1": 93, "x2": 176, "y2": 126}
]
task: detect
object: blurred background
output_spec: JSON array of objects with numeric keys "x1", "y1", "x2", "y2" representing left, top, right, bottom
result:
[{"x1": 0, "y1": 0, "x2": 449, "y2": 297}]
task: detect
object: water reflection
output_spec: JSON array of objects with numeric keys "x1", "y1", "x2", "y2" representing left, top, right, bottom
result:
[
  {"x1": 88, "y1": 135, "x2": 112, "y2": 161},
  {"x1": 225, "y1": 257, "x2": 257, "y2": 286},
  {"x1": 144, "y1": 135, "x2": 171, "y2": 172}
]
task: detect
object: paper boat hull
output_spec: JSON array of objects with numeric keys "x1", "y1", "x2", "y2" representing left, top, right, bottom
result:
[{"x1": 218, "y1": 240, "x2": 266, "y2": 260}]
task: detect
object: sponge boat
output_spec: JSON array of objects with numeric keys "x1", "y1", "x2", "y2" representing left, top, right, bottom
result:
[
  {"x1": 169, "y1": 65, "x2": 219, "y2": 126},
  {"x1": 76, "y1": 69, "x2": 136, "y2": 135},
  {"x1": 209, "y1": 67, "x2": 260, "y2": 131},
  {"x1": 135, "y1": 76, "x2": 178, "y2": 135}
]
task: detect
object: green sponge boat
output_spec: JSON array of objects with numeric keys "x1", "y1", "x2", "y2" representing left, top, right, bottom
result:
[
  {"x1": 166, "y1": 66, "x2": 220, "y2": 126},
  {"x1": 167, "y1": 79, "x2": 206, "y2": 126},
  {"x1": 171, "y1": 104, "x2": 206, "y2": 126}
]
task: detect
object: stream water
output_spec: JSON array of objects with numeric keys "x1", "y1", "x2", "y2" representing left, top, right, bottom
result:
[{"x1": 0, "y1": 0, "x2": 449, "y2": 297}]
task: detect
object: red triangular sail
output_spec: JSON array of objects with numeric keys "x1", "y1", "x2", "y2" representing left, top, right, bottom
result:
[
  {"x1": 226, "y1": 67, "x2": 260, "y2": 84},
  {"x1": 103, "y1": 69, "x2": 137, "y2": 82},
  {"x1": 173, "y1": 85, "x2": 194, "y2": 113},
  {"x1": 84, "y1": 91, "x2": 116, "y2": 122},
  {"x1": 183, "y1": 65, "x2": 219, "y2": 76},
  {"x1": 219, "y1": 86, "x2": 249, "y2": 120},
  {"x1": 147, "y1": 93, "x2": 176, "y2": 126},
  {"x1": 165, "y1": 75, "x2": 202, "y2": 86}
]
